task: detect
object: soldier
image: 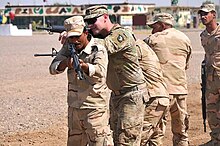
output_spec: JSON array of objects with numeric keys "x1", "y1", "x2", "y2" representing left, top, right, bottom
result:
[
  {"x1": 198, "y1": 3, "x2": 220, "y2": 146},
  {"x1": 145, "y1": 13, "x2": 192, "y2": 146},
  {"x1": 49, "y1": 16, "x2": 113, "y2": 146},
  {"x1": 136, "y1": 40, "x2": 170, "y2": 146},
  {"x1": 84, "y1": 5, "x2": 149, "y2": 146},
  {"x1": 125, "y1": 26, "x2": 170, "y2": 146}
]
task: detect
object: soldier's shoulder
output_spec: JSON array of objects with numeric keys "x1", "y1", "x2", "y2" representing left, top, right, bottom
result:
[
  {"x1": 151, "y1": 31, "x2": 168, "y2": 39},
  {"x1": 93, "y1": 38, "x2": 105, "y2": 45},
  {"x1": 106, "y1": 28, "x2": 129, "y2": 45},
  {"x1": 148, "y1": 32, "x2": 166, "y2": 42},
  {"x1": 200, "y1": 29, "x2": 207, "y2": 38},
  {"x1": 92, "y1": 38, "x2": 106, "y2": 51},
  {"x1": 111, "y1": 27, "x2": 128, "y2": 37}
]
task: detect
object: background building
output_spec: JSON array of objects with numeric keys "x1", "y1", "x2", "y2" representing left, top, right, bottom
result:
[{"x1": 1, "y1": 3, "x2": 200, "y2": 30}]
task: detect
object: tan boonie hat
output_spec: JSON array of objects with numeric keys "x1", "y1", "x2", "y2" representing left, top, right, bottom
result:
[
  {"x1": 198, "y1": 3, "x2": 216, "y2": 14},
  {"x1": 84, "y1": 5, "x2": 108, "y2": 20},
  {"x1": 147, "y1": 13, "x2": 174, "y2": 27},
  {"x1": 64, "y1": 16, "x2": 85, "y2": 38}
]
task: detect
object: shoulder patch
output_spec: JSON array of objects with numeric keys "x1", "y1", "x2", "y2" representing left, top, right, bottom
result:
[{"x1": 117, "y1": 34, "x2": 124, "y2": 43}]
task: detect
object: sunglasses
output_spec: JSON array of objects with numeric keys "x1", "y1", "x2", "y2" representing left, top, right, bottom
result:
[
  {"x1": 85, "y1": 17, "x2": 98, "y2": 25},
  {"x1": 199, "y1": 11, "x2": 209, "y2": 16}
]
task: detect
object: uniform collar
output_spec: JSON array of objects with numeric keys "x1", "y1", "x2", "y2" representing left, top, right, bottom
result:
[
  {"x1": 81, "y1": 35, "x2": 94, "y2": 55},
  {"x1": 204, "y1": 24, "x2": 220, "y2": 36},
  {"x1": 109, "y1": 24, "x2": 121, "y2": 33}
]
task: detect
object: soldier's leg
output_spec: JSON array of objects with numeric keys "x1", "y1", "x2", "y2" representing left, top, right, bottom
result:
[
  {"x1": 67, "y1": 107, "x2": 88, "y2": 146},
  {"x1": 204, "y1": 76, "x2": 220, "y2": 145},
  {"x1": 111, "y1": 89, "x2": 146, "y2": 146},
  {"x1": 84, "y1": 108, "x2": 114, "y2": 146},
  {"x1": 170, "y1": 94, "x2": 189, "y2": 146},
  {"x1": 141, "y1": 97, "x2": 169, "y2": 146},
  {"x1": 109, "y1": 97, "x2": 117, "y2": 145}
]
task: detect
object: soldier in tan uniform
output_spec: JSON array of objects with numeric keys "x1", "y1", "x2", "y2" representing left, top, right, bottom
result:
[
  {"x1": 49, "y1": 16, "x2": 113, "y2": 146},
  {"x1": 198, "y1": 3, "x2": 220, "y2": 146},
  {"x1": 124, "y1": 26, "x2": 170, "y2": 146},
  {"x1": 145, "y1": 13, "x2": 192, "y2": 146},
  {"x1": 135, "y1": 40, "x2": 170, "y2": 146},
  {"x1": 84, "y1": 5, "x2": 149, "y2": 146}
]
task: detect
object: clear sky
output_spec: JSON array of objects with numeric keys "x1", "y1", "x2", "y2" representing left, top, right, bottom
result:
[{"x1": 0, "y1": 0, "x2": 219, "y2": 8}]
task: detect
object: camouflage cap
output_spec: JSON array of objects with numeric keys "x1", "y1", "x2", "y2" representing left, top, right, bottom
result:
[
  {"x1": 84, "y1": 5, "x2": 108, "y2": 20},
  {"x1": 198, "y1": 3, "x2": 216, "y2": 14},
  {"x1": 64, "y1": 16, "x2": 85, "y2": 38},
  {"x1": 147, "y1": 13, "x2": 174, "y2": 27}
]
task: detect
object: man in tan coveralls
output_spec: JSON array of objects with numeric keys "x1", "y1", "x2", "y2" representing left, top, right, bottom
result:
[
  {"x1": 198, "y1": 3, "x2": 220, "y2": 146},
  {"x1": 145, "y1": 13, "x2": 192, "y2": 146},
  {"x1": 84, "y1": 5, "x2": 149, "y2": 146},
  {"x1": 49, "y1": 16, "x2": 113, "y2": 146}
]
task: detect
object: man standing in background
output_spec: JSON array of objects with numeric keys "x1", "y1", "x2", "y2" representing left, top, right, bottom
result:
[
  {"x1": 198, "y1": 3, "x2": 220, "y2": 146},
  {"x1": 145, "y1": 13, "x2": 192, "y2": 146}
]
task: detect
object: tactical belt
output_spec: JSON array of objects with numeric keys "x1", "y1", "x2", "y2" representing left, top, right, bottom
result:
[{"x1": 112, "y1": 84, "x2": 146, "y2": 96}]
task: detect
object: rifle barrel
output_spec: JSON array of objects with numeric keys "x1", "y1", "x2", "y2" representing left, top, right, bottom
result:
[
  {"x1": 34, "y1": 53, "x2": 54, "y2": 57},
  {"x1": 36, "y1": 26, "x2": 65, "y2": 33}
]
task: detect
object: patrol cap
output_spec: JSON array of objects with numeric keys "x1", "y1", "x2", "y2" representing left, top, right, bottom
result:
[
  {"x1": 84, "y1": 5, "x2": 108, "y2": 20},
  {"x1": 64, "y1": 16, "x2": 86, "y2": 38},
  {"x1": 198, "y1": 3, "x2": 216, "y2": 14},
  {"x1": 147, "y1": 13, "x2": 174, "y2": 27}
]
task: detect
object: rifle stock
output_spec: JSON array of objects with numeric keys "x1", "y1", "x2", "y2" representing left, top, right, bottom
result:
[{"x1": 201, "y1": 59, "x2": 206, "y2": 132}]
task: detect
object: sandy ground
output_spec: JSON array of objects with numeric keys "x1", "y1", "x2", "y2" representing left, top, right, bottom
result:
[{"x1": 0, "y1": 29, "x2": 211, "y2": 146}]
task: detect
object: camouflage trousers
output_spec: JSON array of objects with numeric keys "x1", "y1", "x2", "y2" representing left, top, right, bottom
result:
[
  {"x1": 110, "y1": 85, "x2": 148, "y2": 146},
  {"x1": 204, "y1": 75, "x2": 220, "y2": 145},
  {"x1": 141, "y1": 97, "x2": 170, "y2": 146},
  {"x1": 67, "y1": 107, "x2": 113, "y2": 146},
  {"x1": 167, "y1": 94, "x2": 189, "y2": 146}
]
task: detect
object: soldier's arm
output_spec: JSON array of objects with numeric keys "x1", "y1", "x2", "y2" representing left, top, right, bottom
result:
[
  {"x1": 105, "y1": 29, "x2": 136, "y2": 54},
  {"x1": 88, "y1": 45, "x2": 108, "y2": 78},
  {"x1": 49, "y1": 43, "x2": 71, "y2": 75}
]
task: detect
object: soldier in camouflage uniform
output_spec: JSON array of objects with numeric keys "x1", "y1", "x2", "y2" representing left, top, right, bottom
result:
[
  {"x1": 145, "y1": 13, "x2": 192, "y2": 146},
  {"x1": 49, "y1": 16, "x2": 113, "y2": 146},
  {"x1": 198, "y1": 3, "x2": 220, "y2": 146},
  {"x1": 84, "y1": 5, "x2": 149, "y2": 146}
]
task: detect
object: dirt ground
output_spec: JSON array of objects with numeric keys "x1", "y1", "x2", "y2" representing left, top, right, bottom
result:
[{"x1": 0, "y1": 29, "x2": 211, "y2": 146}]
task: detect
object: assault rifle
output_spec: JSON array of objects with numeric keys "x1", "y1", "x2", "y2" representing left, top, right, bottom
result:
[
  {"x1": 36, "y1": 25, "x2": 65, "y2": 34},
  {"x1": 201, "y1": 59, "x2": 206, "y2": 132}
]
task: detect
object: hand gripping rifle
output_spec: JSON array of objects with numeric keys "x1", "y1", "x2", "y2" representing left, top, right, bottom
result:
[
  {"x1": 69, "y1": 44, "x2": 84, "y2": 80},
  {"x1": 201, "y1": 59, "x2": 206, "y2": 132},
  {"x1": 35, "y1": 25, "x2": 84, "y2": 80},
  {"x1": 34, "y1": 45, "x2": 84, "y2": 80}
]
